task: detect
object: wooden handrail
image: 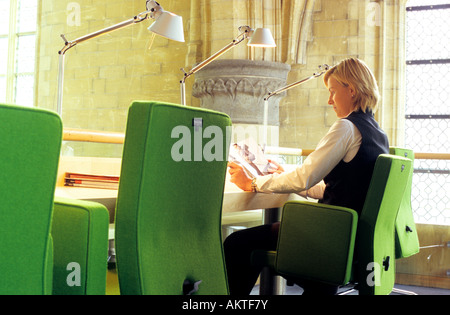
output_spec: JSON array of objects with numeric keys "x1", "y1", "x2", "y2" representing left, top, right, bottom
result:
[
  {"x1": 63, "y1": 128, "x2": 125, "y2": 144},
  {"x1": 62, "y1": 128, "x2": 450, "y2": 160},
  {"x1": 301, "y1": 150, "x2": 450, "y2": 160},
  {"x1": 414, "y1": 152, "x2": 450, "y2": 160}
]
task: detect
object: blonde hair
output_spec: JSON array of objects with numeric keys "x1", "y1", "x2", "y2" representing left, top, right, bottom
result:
[{"x1": 324, "y1": 58, "x2": 380, "y2": 113}]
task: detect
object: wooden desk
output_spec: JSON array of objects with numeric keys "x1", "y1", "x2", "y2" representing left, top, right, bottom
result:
[
  {"x1": 55, "y1": 180, "x2": 303, "y2": 214},
  {"x1": 56, "y1": 156, "x2": 302, "y2": 214},
  {"x1": 56, "y1": 156, "x2": 302, "y2": 212}
]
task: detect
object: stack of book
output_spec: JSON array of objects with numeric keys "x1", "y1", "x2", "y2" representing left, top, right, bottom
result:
[{"x1": 64, "y1": 172, "x2": 120, "y2": 190}]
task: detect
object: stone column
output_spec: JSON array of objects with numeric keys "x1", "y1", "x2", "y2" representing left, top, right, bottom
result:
[
  {"x1": 192, "y1": 59, "x2": 290, "y2": 146},
  {"x1": 192, "y1": 59, "x2": 290, "y2": 124}
]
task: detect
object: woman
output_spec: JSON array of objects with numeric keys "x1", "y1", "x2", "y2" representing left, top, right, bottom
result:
[{"x1": 225, "y1": 58, "x2": 389, "y2": 295}]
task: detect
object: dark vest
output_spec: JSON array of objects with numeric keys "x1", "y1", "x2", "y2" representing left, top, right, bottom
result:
[{"x1": 319, "y1": 110, "x2": 389, "y2": 215}]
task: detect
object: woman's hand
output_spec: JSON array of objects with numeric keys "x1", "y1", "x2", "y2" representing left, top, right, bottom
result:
[
  {"x1": 228, "y1": 162, "x2": 253, "y2": 191},
  {"x1": 267, "y1": 159, "x2": 284, "y2": 174}
]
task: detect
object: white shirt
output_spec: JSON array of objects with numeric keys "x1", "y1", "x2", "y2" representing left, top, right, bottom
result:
[{"x1": 255, "y1": 119, "x2": 362, "y2": 199}]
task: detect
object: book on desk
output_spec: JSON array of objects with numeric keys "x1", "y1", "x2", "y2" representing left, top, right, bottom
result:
[{"x1": 64, "y1": 172, "x2": 120, "y2": 190}]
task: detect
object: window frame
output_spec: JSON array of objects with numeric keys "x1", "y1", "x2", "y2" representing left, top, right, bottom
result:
[
  {"x1": 405, "y1": 3, "x2": 450, "y2": 149},
  {"x1": 405, "y1": 2, "x2": 450, "y2": 225},
  {"x1": 0, "y1": 0, "x2": 38, "y2": 107}
]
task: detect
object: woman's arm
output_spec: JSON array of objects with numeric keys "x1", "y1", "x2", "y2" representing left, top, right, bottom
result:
[{"x1": 255, "y1": 119, "x2": 361, "y2": 194}]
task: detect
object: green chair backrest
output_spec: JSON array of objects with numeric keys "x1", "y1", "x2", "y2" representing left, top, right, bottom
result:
[
  {"x1": 115, "y1": 101, "x2": 231, "y2": 295},
  {"x1": 389, "y1": 147, "x2": 420, "y2": 259},
  {"x1": 275, "y1": 201, "x2": 358, "y2": 286},
  {"x1": 0, "y1": 103, "x2": 62, "y2": 294},
  {"x1": 356, "y1": 154, "x2": 412, "y2": 295},
  {"x1": 52, "y1": 197, "x2": 109, "y2": 295}
]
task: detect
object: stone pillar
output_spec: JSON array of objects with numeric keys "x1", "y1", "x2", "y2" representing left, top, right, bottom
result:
[
  {"x1": 192, "y1": 59, "x2": 290, "y2": 146},
  {"x1": 192, "y1": 59, "x2": 291, "y2": 125}
]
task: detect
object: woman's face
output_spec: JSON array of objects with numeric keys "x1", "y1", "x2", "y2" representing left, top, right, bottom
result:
[{"x1": 327, "y1": 76, "x2": 355, "y2": 118}]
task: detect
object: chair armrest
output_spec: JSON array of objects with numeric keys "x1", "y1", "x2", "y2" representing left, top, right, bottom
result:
[
  {"x1": 275, "y1": 201, "x2": 358, "y2": 286},
  {"x1": 51, "y1": 197, "x2": 109, "y2": 295}
]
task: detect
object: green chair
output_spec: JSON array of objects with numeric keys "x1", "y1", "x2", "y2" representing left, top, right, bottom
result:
[
  {"x1": 252, "y1": 154, "x2": 413, "y2": 295},
  {"x1": 51, "y1": 197, "x2": 109, "y2": 295},
  {"x1": 115, "y1": 101, "x2": 231, "y2": 295},
  {"x1": 0, "y1": 103, "x2": 62, "y2": 295},
  {"x1": 389, "y1": 147, "x2": 420, "y2": 259}
]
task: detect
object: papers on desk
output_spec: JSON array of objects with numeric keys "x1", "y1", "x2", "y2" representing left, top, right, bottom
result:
[
  {"x1": 64, "y1": 172, "x2": 119, "y2": 190},
  {"x1": 228, "y1": 138, "x2": 272, "y2": 178}
]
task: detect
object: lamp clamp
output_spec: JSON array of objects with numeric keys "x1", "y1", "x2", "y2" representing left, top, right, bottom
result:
[
  {"x1": 313, "y1": 64, "x2": 330, "y2": 77},
  {"x1": 236, "y1": 25, "x2": 255, "y2": 43},
  {"x1": 146, "y1": 0, "x2": 163, "y2": 19}
]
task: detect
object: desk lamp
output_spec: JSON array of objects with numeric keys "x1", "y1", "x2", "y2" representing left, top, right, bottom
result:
[
  {"x1": 57, "y1": 0, "x2": 185, "y2": 116},
  {"x1": 180, "y1": 26, "x2": 276, "y2": 105},
  {"x1": 262, "y1": 64, "x2": 330, "y2": 148}
]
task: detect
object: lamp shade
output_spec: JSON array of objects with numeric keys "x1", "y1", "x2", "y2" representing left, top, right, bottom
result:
[
  {"x1": 148, "y1": 11, "x2": 185, "y2": 42},
  {"x1": 247, "y1": 28, "x2": 276, "y2": 47}
]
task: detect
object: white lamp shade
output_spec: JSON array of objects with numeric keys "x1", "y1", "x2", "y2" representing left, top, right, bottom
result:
[
  {"x1": 247, "y1": 28, "x2": 276, "y2": 47},
  {"x1": 148, "y1": 11, "x2": 185, "y2": 42}
]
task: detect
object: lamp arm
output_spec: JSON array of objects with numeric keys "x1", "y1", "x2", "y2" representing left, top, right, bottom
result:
[
  {"x1": 58, "y1": 10, "x2": 150, "y2": 55},
  {"x1": 179, "y1": 26, "x2": 251, "y2": 105},
  {"x1": 57, "y1": 9, "x2": 153, "y2": 115},
  {"x1": 264, "y1": 64, "x2": 330, "y2": 101},
  {"x1": 181, "y1": 34, "x2": 246, "y2": 83}
]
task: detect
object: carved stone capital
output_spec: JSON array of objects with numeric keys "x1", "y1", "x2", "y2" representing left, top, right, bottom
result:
[{"x1": 192, "y1": 59, "x2": 291, "y2": 125}]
